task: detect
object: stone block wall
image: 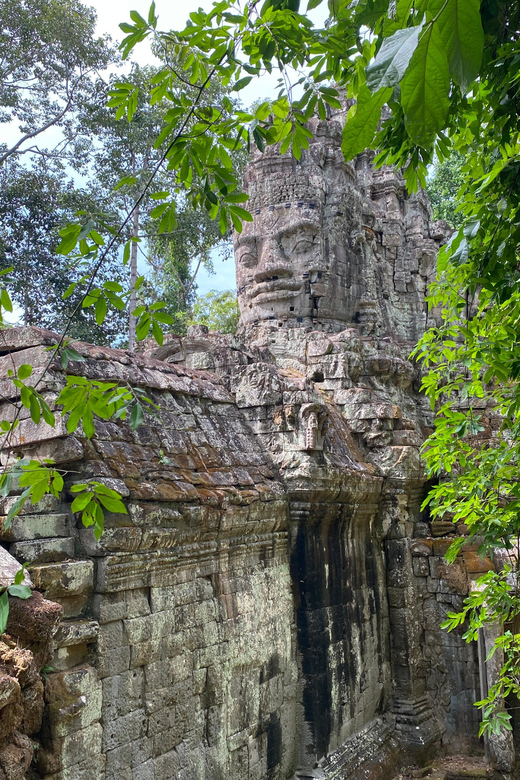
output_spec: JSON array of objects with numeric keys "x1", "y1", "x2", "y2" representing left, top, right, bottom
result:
[
  {"x1": 409, "y1": 537, "x2": 484, "y2": 753},
  {"x1": 0, "y1": 330, "x2": 300, "y2": 780},
  {"x1": 0, "y1": 325, "x2": 491, "y2": 780},
  {"x1": 94, "y1": 555, "x2": 296, "y2": 780}
]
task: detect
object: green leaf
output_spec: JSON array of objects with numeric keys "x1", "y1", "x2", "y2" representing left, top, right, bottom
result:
[
  {"x1": 341, "y1": 85, "x2": 392, "y2": 160},
  {"x1": 150, "y1": 203, "x2": 168, "y2": 219},
  {"x1": 135, "y1": 314, "x2": 151, "y2": 341},
  {"x1": 129, "y1": 403, "x2": 143, "y2": 431},
  {"x1": 17, "y1": 365, "x2": 32, "y2": 380},
  {"x1": 90, "y1": 230, "x2": 104, "y2": 246},
  {"x1": 7, "y1": 584, "x2": 31, "y2": 599},
  {"x1": 61, "y1": 346, "x2": 85, "y2": 369},
  {"x1": 5, "y1": 489, "x2": 30, "y2": 529},
  {"x1": 232, "y1": 76, "x2": 253, "y2": 91},
  {"x1": 0, "y1": 289, "x2": 12, "y2": 313},
  {"x1": 70, "y1": 483, "x2": 88, "y2": 493},
  {"x1": 152, "y1": 311, "x2": 174, "y2": 325},
  {"x1": 0, "y1": 591, "x2": 8, "y2": 634},
  {"x1": 401, "y1": 22, "x2": 450, "y2": 148},
  {"x1": 436, "y1": 0, "x2": 483, "y2": 91},
  {"x1": 355, "y1": 0, "x2": 390, "y2": 26},
  {"x1": 93, "y1": 503, "x2": 105, "y2": 540},
  {"x1": 40, "y1": 401, "x2": 55, "y2": 427},
  {"x1": 218, "y1": 206, "x2": 227, "y2": 235},
  {"x1": 123, "y1": 242, "x2": 131, "y2": 265},
  {"x1": 63, "y1": 282, "x2": 76, "y2": 300},
  {"x1": 127, "y1": 88, "x2": 139, "y2": 122},
  {"x1": 97, "y1": 495, "x2": 127, "y2": 514},
  {"x1": 104, "y1": 281, "x2": 124, "y2": 293},
  {"x1": 71, "y1": 492, "x2": 93, "y2": 512},
  {"x1": 19, "y1": 385, "x2": 30, "y2": 409},
  {"x1": 366, "y1": 24, "x2": 423, "y2": 92},
  {"x1": 56, "y1": 225, "x2": 81, "y2": 255},
  {"x1": 230, "y1": 210, "x2": 242, "y2": 232},
  {"x1": 29, "y1": 394, "x2": 41, "y2": 425},
  {"x1": 114, "y1": 175, "x2": 138, "y2": 191},
  {"x1": 129, "y1": 10, "x2": 147, "y2": 26},
  {"x1": 150, "y1": 191, "x2": 169, "y2": 200},
  {"x1": 82, "y1": 409, "x2": 95, "y2": 439},
  {"x1": 228, "y1": 206, "x2": 253, "y2": 222},
  {"x1": 152, "y1": 319, "x2": 163, "y2": 346},
  {"x1": 95, "y1": 296, "x2": 107, "y2": 326}
]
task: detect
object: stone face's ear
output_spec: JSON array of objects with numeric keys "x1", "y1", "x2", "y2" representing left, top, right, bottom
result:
[{"x1": 299, "y1": 402, "x2": 329, "y2": 451}]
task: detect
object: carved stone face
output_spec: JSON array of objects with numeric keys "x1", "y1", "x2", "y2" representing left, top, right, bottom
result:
[
  {"x1": 235, "y1": 203, "x2": 328, "y2": 326},
  {"x1": 235, "y1": 198, "x2": 374, "y2": 330},
  {"x1": 233, "y1": 136, "x2": 382, "y2": 331},
  {"x1": 234, "y1": 114, "x2": 448, "y2": 338}
]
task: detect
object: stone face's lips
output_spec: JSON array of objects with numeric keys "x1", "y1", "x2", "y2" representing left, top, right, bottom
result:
[{"x1": 250, "y1": 279, "x2": 301, "y2": 301}]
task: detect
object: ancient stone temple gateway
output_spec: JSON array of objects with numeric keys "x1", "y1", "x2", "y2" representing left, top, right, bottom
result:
[{"x1": 0, "y1": 108, "x2": 512, "y2": 779}]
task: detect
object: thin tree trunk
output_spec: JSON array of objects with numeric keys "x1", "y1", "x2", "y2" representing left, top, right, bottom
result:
[
  {"x1": 128, "y1": 203, "x2": 139, "y2": 352},
  {"x1": 24, "y1": 262, "x2": 29, "y2": 325},
  {"x1": 128, "y1": 150, "x2": 149, "y2": 352},
  {"x1": 183, "y1": 255, "x2": 203, "y2": 307}
]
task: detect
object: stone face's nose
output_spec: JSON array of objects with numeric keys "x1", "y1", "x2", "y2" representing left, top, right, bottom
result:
[{"x1": 254, "y1": 238, "x2": 293, "y2": 283}]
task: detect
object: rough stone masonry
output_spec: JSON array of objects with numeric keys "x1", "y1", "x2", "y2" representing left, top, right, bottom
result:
[{"x1": 0, "y1": 104, "x2": 512, "y2": 780}]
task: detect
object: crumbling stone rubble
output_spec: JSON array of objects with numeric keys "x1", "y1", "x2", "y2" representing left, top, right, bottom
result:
[{"x1": 0, "y1": 547, "x2": 62, "y2": 780}]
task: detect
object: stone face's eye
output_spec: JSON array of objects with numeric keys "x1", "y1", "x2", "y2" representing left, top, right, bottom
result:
[
  {"x1": 291, "y1": 239, "x2": 314, "y2": 254},
  {"x1": 238, "y1": 251, "x2": 257, "y2": 267}
]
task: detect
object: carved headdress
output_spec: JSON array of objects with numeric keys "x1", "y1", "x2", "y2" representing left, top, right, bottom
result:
[{"x1": 243, "y1": 114, "x2": 357, "y2": 214}]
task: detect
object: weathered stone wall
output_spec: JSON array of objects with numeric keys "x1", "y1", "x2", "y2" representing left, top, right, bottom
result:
[
  {"x1": 0, "y1": 333, "x2": 301, "y2": 779},
  {"x1": 409, "y1": 537, "x2": 482, "y2": 752},
  {"x1": 0, "y1": 323, "x2": 486, "y2": 779},
  {"x1": 0, "y1": 322, "x2": 489, "y2": 779}
]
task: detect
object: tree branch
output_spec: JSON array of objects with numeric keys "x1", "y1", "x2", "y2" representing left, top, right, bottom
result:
[{"x1": 0, "y1": 93, "x2": 75, "y2": 166}]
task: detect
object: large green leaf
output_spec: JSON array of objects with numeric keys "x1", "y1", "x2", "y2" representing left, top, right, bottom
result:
[
  {"x1": 355, "y1": 0, "x2": 390, "y2": 27},
  {"x1": 0, "y1": 591, "x2": 8, "y2": 634},
  {"x1": 366, "y1": 24, "x2": 423, "y2": 92},
  {"x1": 341, "y1": 85, "x2": 392, "y2": 160},
  {"x1": 436, "y1": 0, "x2": 483, "y2": 91},
  {"x1": 401, "y1": 22, "x2": 450, "y2": 148}
]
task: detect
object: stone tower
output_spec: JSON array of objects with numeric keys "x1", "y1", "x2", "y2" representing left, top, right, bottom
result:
[{"x1": 0, "y1": 112, "x2": 507, "y2": 780}]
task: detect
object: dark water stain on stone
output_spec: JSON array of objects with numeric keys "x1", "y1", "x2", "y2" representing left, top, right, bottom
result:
[
  {"x1": 291, "y1": 503, "x2": 389, "y2": 760},
  {"x1": 266, "y1": 711, "x2": 282, "y2": 775}
]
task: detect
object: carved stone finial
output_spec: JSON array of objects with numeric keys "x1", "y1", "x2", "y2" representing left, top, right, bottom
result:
[{"x1": 299, "y1": 402, "x2": 329, "y2": 451}]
